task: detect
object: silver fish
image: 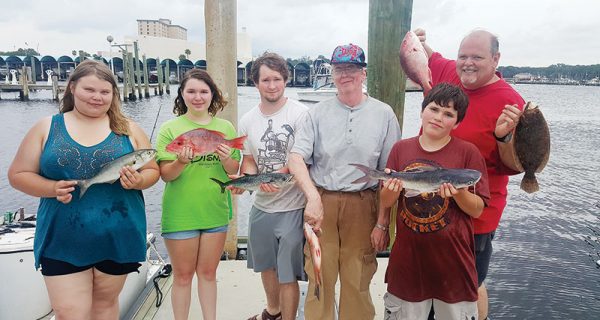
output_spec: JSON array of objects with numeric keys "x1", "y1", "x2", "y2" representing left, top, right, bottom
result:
[
  {"x1": 350, "y1": 163, "x2": 481, "y2": 197},
  {"x1": 210, "y1": 173, "x2": 295, "y2": 194},
  {"x1": 77, "y1": 149, "x2": 157, "y2": 198}
]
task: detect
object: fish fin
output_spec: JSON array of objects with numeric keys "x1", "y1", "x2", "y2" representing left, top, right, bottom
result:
[
  {"x1": 520, "y1": 172, "x2": 539, "y2": 193},
  {"x1": 242, "y1": 172, "x2": 257, "y2": 176},
  {"x1": 209, "y1": 178, "x2": 227, "y2": 193},
  {"x1": 351, "y1": 176, "x2": 372, "y2": 184},
  {"x1": 403, "y1": 189, "x2": 422, "y2": 198},
  {"x1": 404, "y1": 166, "x2": 437, "y2": 173},
  {"x1": 248, "y1": 190, "x2": 254, "y2": 195},
  {"x1": 205, "y1": 129, "x2": 227, "y2": 138},
  {"x1": 227, "y1": 135, "x2": 247, "y2": 150},
  {"x1": 77, "y1": 180, "x2": 89, "y2": 199}
]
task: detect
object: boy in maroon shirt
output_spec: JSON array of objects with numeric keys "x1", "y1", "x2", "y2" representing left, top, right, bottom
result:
[{"x1": 372, "y1": 83, "x2": 490, "y2": 320}]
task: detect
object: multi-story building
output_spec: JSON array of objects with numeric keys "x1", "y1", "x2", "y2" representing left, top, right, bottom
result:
[{"x1": 137, "y1": 18, "x2": 187, "y2": 40}]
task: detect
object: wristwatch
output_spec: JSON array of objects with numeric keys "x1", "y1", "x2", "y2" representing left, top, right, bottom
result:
[
  {"x1": 375, "y1": 223, "x2": 388, "y2": 231},
  {"x1": 494, "y1": 132, "x2": 512, "y2": 143}
]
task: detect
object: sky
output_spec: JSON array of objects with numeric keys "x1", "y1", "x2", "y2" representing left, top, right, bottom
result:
[{"x1": 1, "y1": 0, "x2": 599, "y2": 67}]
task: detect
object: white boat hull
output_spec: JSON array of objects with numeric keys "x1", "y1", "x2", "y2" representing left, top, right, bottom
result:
[{"x1": 0, "y1": 223, "x2": 162, "y2": 320}]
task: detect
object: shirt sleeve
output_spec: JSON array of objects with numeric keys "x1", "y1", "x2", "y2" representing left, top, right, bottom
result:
[
  {"x1": 290, "y1": 108, "x2": 316, "y2": 165},
  {"x1": 238, "y1": 115, "x2": 252, "y2": 156}
]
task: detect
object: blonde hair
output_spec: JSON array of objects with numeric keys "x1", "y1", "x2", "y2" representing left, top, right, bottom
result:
[{"x1": 60, "y1": 59, "x2": 130, "y2": 135}]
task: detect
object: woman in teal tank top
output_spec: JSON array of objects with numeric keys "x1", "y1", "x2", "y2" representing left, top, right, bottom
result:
[
  {"x1": 156, "y1": 69, "x2": 240, "y2": 320},
  {"x1": 7, "y1": 60, "x2": 160, "y2": 319}
]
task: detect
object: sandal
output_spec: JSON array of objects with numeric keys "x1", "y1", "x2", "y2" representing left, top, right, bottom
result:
[{"x1": 247, "y1": 308, "x2": 282, "y2": 320}]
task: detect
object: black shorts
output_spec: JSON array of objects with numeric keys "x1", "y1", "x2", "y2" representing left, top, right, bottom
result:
[
  {"x1": 474, "y1": 231, "x2": 495, "y2": 286},
  {"x1": 40, "y1": 257, "x2": 141, "y2": 276}
]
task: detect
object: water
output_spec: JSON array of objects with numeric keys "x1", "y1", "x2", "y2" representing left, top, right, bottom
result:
[{"x1": 1, "y1": 84, "x2": 599, "y2": 319}]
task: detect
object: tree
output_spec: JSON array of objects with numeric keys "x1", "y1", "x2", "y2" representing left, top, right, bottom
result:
[
  {"x1": 179, "y1": 54, "x2": 186, "y2": 61},
  {"x1": 0, "y1": 48, "x2": 40, "y2": 56},
  {"x1": 184, "y1": 49, "x2": 191, "y2": 59}
]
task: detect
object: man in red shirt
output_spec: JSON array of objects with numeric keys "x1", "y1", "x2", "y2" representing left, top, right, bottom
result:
[{"x1": 414, "y1": 28, "x2": 524, "y2": 320}]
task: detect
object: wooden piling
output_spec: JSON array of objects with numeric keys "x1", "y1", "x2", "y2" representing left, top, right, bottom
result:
[
  {"x1": 122, "y1": 51, "x2": 129, "y2": 102},
  {"x1": 134, "y1": 41, "x2": 143, "y2": 100},
  {"x1": 20, "y1": 66, "x2": 29, "y2": 101},
  {"x1": 205, "y1": 0, "x2": 238, "y2": 259},
  {"x1": 30, "y1": 57, "x2": 37, "y2": 84},
  {"x1": 52, "y1": 75, "x2": 59, "y2": 101},
  {"x1": 367, "y1": 0, "x2": 412, "y2": 131},
  {"x1": 142, "y1": 54, "x2": 150, "y2": 98},
  {"x1": 156, "y1": 57, "x2": 164, "y2": 96},
  {"x1": 368, "y1": 0, "x2": 413, "y2": 248},
  {"x1": 164, "y1": 62, "x2": 170, "y2": 95},
  {"x1": 128, "y1": 52, "x2": 136, "y2": 101}
]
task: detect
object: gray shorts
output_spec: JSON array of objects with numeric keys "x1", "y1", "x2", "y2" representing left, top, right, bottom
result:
[{"x1": 247, "y1": 206, "x2": 306, "y2": 283}]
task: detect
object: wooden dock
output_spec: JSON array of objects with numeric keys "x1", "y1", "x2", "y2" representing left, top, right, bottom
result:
[{"x1": 128, "y1": 258, "x2": 391, "y2": 320}]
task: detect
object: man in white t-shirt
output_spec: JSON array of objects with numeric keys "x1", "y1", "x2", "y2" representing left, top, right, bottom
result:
[{"x1": 231, "y1": 52, "x2": 308, "y2": 320}]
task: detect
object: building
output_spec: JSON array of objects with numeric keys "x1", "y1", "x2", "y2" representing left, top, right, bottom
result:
[{"x1": 137, "y1": 18, "x2": 187, "y2": 40}]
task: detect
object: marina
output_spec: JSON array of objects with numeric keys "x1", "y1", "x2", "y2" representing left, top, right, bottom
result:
[{"x1": 1, "y1": 84, "x2": 599, "y2": 319}]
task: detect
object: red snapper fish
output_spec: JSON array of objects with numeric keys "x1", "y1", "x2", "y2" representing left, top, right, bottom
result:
[
  {"x1": 399, "y1": 31, "x2": 433, "y2": 95},
  {"x1": 166, "y1": 128, "x2": 246, "y2": 157},
  {"x1": 304, "y1": 222, "x2": 323, "y2": 300}
]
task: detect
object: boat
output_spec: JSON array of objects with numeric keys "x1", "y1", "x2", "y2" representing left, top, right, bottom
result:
[
  {"x1": 297, "y1": 61, "x2": 424, "y2": 103},
  {"x1": 0, "y1": 208, "x2": 171, "y2": 320}
]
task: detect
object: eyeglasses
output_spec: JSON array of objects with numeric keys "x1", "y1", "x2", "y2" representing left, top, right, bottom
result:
[{"x1": 332, "y1": 65, "x2": 362, "y2": 76}]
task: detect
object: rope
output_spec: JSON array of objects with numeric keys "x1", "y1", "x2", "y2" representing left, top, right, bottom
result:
[{"x1": 153, "y1": 263, "x2": 172, "y2": 308}]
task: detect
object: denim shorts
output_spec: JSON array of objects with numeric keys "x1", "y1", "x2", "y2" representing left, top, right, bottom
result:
[
  {"x1": 162, "y1": 225, "x2": 229, "y2": 240},
  {"x1": 474, "y1": 231, "x2": 495, "y2": 285}
]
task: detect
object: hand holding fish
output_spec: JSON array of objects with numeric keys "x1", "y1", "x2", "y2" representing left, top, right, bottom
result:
[
  {"x1": 380, "y1": 177, "x2": 403, "y2": 209},
  {"x1": 438, "y1": 182, "x2": 460, "y2": 198},
  {"x1": 215, "y1": 143, "x2": 232, "y2": 161},
  {"x1": 413, "y1": 28, "x2": 427, "y2": 43},
  {"x1": 495, "y1": 104, "x2": 523, "y2": 139},
  {"x1": 304, "y1": 196, "x2": 324, "y2": 231},
  {"x1": 176, "y1": 145, "x2": 194, "y2": 164},
  {"x1": 119, "y1": 166, "x2": 144, "y2": 190},
  {"x1": 226, "y1": 174, "x2": 246, "y2": 194},
  {"x1": 55, "y1": 180, "x2": 77, "y2": 204}
]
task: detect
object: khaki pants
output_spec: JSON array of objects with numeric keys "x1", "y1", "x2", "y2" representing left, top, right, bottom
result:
[{"x1": 304, "y1": 188, "x2": 378, "y2": 320}]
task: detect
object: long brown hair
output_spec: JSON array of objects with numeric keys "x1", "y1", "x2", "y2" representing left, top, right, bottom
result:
[
  {"x1": 173, "y1": 69, "x2": 227, "y2": 116},
  {"x1": 60, "y1": 59, "x2": 129, "y2": 135}
]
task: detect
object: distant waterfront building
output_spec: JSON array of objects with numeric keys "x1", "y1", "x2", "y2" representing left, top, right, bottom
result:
[{"x1": 137, "y1": 18, "x2": 187, "y2": 40}]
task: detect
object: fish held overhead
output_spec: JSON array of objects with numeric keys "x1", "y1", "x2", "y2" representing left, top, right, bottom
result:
[
  {"x1": 399, "y1": 31, "x2": 433, "y2": 95},
  {"x1": 350, "y1": 163, "x2": 481, "y2": 197},
  {"x1": 77, "y1": 149, "x2": 157, "y2": 198},
  {"x1": 166, "y1": 128, "x2": 246, "y2": 158}
]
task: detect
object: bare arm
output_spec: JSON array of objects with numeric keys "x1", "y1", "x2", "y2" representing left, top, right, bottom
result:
[
  {"x1": 8, "y1": 117, "x2": 78, "y2": 203},
  {"x1": 159, "y1": 145, "x2": 193, "y2": 182},
  {"x1": 439, "y1": 184, "x2": 484, "y2": 218},
  {"x1": 414, "y1": 28, "x2": 434, "y2": 58},
  {"x1": 288, "y1": 152, "x2": 323, "y2": 230},
  {"x1": 122, "y1": 121, "x2": 160, "y2": 190},
  {"x1": 215, "y1": 143, "x2": 240, "y2": 174}
]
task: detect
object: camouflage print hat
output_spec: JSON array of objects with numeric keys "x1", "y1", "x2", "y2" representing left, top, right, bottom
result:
[{"x1": 330, "y1": 43, "x2": 367, "y2": 67}]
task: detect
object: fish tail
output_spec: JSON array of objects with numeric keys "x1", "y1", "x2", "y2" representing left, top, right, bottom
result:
[
  {"x1": 77, "y1": 180, "x2": 89, "y2": 199},
  {"x1": 520, "y1": 172, "x2": 539, "y2": 193},
  {"x1": 349, "y1": 163, "x2": 373, "y2": 184},
  {"x1": 227, "y1": 135, "x2": 247, "y2": 150},
  {"x1": 209, "y1": 178, "x2": 227, "y2": 193}
]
